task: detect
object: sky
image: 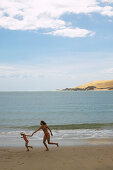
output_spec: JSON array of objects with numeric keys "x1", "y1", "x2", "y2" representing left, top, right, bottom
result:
[{"x1": 0, "y1": 0, "x2": 113, "y2": 91}]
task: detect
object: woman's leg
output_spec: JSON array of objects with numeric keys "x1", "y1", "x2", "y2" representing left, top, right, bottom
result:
[
  {"x1": 47, "y1": 134, "x2": 58, "y2": 147},
  {"x1": 43, "y1": 135, "x2": 49, "y2": 151}
]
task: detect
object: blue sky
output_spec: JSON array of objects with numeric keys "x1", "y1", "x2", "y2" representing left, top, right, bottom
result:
[{"x1": 0, "y1": 0, "x2": 113, "y2": 91}]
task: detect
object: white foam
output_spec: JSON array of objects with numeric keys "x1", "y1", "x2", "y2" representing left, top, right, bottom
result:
[{"x1": 0, "y1": 129, "x2": 113, "y2": 146}]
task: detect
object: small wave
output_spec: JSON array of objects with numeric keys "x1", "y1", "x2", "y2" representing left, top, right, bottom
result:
[{"x1": 8, "y1": 122, "x2": 113, "y2": 130}]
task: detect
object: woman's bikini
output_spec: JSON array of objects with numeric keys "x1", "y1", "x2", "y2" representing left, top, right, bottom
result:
[
  {"x1": 42, "y1": 125, "x2": 50, "y2": 137},
  {"x1": 23, "y1": 135, "x2": 28, "y2": 142}
]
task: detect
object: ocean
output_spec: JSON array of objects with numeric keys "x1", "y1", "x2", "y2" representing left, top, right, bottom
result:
[{"x1": 0, "y1": 91, "x2": 113, "y2": 147}]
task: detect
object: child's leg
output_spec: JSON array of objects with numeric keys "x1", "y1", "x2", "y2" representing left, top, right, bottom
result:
[
  {"x1": 43, "y1": 135, "x2": 49, "y2": 151},
  {"x1": 47, "y1": 135, "x2": 58, "y2": 147},
  {"x1": 25, "y1": 141, "x2": 29, "y2": 151},
  {"x1": 26, "y1": 142, "x2": 33, "y2": 150},
  {"x1": 28, "y1": 145, "x2": 33, "y2": 149}
]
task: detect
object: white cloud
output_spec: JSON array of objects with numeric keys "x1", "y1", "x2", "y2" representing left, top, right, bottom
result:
[
  {"x1": 0, "y1": 64, "x2": 74, "y2": 79},
  {"x1": 100, "y1": 6, "x2": 113, "y2": 16},
  {"x1": 45, "y1": 27, "x2": 95, "y2": 38},
  {"x1": 0, "y1": 59, "x2": 113, "y2": 90},
  {"x1": 101, "y1": 68, "x2": 113, "y2": 74},
  {"x1": 0, "y1": 0, "x2": 113, "y2": 37},
  {"x1": 102, "y1": 0, "x2": 113, "y2": 3},
  {"x1": 0, "y1": 0, "x2": 66, "y2": 30},
  {"x1": 0, "y1": 62, "x2": 100, "y2": 79},
  {"x1": 0, "y1": 65, "x2": 45, "y2": 78}
]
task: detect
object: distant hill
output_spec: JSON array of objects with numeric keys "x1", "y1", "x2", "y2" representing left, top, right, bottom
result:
[{"x1": 61, "y1": 79, "x2": 113, "y2": 91}]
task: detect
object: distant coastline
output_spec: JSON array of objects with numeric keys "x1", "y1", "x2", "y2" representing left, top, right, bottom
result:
[{"x1": 59, "y1": 79, "x2": 113, "y2": 91}]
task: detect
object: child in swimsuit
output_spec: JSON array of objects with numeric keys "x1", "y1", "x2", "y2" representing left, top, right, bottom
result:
[
  {"x1": 32, "y1": 120, "x2": 58, "y2": 151},
  {"x1": 20, "y1": 132, "x2": 33, "y2": 151}
]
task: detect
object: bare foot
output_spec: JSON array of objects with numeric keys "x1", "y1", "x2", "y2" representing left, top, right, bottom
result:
[
  {"x1": 56, "y1": 143, "x2": 59, "y2": 147},
  {"x1": 46, "y1": 148, "x2": 49, "y2": 151}
]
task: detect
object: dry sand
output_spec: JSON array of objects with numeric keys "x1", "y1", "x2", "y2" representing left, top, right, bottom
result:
[{"x1": 1, "y1": 145, "x2": 113, "y2": 170}]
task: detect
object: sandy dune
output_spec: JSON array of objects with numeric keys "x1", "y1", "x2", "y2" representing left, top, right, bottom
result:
[
  {"x1": 62, "y1": 79, "x2": 113, "y2": 91},
  {"x1": 75, "y1": 79, "x2": 113, "y2": 90}
]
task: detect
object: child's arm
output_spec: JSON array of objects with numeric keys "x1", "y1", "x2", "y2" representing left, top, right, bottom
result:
[
  {"x1": 47, "y1": 126, "x2": 53, "y2": 136},
  {"x1": 32, "y1": 127, "x2": 42, "y2": 136}
]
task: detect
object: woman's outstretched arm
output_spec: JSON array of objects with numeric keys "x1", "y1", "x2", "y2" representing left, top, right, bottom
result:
[
  {"x1": 47, "y1": 126, "x2": 53, "y2": 136},
  {"x1": 32, "y1": 127, "x2": 41, "y2": 136}
]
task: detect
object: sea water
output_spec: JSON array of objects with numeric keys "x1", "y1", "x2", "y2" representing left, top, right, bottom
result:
[{"x1": 0, "y1": 91, "x2": 113, "y2": 146}]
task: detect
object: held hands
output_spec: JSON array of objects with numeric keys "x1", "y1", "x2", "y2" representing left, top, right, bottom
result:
[{"x1": 31, "y1": 133, "x2": 34, "y2": 136}]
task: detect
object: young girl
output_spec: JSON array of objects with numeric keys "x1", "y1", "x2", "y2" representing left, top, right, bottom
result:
[
  {"x1": 32, "y1": 120, "x2": 58, "y2": 151},
  {"x1": 20, "y1": 132, "x2": 33, "y2": 151}
]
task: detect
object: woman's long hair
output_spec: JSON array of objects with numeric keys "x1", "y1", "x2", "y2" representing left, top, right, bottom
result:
[{"x1": 41, "y1": 120, "x2": 46, "y2": 125}]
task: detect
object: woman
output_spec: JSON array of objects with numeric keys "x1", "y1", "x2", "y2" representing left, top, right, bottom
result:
[{"x1": 32, "y1": 120, "x2": 58, "y2": 151}]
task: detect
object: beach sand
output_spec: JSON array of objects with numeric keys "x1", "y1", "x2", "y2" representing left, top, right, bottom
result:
[{"x1": 0, "y1": 145, "x2": 113, "y2": 170}]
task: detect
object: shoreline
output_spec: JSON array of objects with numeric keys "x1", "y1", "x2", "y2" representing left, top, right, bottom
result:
[
  {"x1": 1, "y1": 145, "x2": 113, "y2": 170},
  {"x1": 59, "y1": 89, "x2": 113, "y2": 91},
  {"x1": 0, "y1": 137, "x2": 113, "y2": 148},
  {"x1": 1, "y1": 128, "x2": 113, "y2": 147}
]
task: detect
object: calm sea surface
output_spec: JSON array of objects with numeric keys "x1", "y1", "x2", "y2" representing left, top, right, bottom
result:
[{"x1": 0, "y1": 91, "x2": 113, "y2": 146}]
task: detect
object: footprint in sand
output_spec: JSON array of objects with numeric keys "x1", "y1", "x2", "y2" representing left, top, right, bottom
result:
[{"x1": 19, "y1": 163, "x2": 24, "y2": 165}]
